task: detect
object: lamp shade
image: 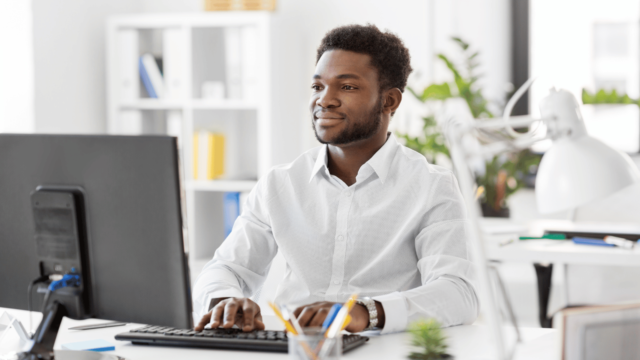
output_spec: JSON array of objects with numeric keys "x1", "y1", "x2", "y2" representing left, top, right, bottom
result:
[{"x1": 536, "y1": 135, "x2": 640, "y2": 214}]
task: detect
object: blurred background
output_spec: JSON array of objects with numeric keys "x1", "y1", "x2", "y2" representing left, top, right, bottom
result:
[{"x1": 2, "y1": 0, "x2": 640, "y2": 328}]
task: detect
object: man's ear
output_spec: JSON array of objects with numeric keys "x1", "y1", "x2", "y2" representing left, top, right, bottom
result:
[{"x1": 382, "y1": 88, "x2": 403, "y2": 115}]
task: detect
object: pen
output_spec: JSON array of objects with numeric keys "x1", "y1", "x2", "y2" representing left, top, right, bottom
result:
[
  {"x1": 325, "y1": 294, "x2": 358, "y2": 338},
  {"x1": 604, "y1": 235, "x2": 635, "y2": 249},
  {"x1": 321, "y1": 304, "x2": 342, "y2": 333},
  {"x1": 519, "y1": 233, "x2": 566, "y2": 240},
  {"x1": 572, "y1": 237, "x2": 614, "y2": 247}
]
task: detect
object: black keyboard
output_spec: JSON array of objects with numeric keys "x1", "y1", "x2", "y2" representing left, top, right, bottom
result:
[{"x1": 115, "y1": 325, "x2": 369, "y2": 353}]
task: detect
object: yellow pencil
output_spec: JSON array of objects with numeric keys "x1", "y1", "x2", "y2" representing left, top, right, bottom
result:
[
  {"x1": 267, "y1": 302, "x2": 297, "y2": 335},
  {"x1": 268, "y1": 302, "x2": 318, "y2": 360},
  {"x1": 340, "y1": 314, "x2": 352, "y2": 331}
]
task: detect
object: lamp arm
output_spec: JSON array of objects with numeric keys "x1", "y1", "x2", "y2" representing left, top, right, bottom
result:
[
  {"x1": 472, "y1": 115, "x2": 555, "y2": 131},
  {"x1": 444, "y1": 123, "x2": 512, "y2": 360},
  {"x1": 503, "y1": 76, "x2": 538, "y2": 138},
  {"x1": 471, "y1": 131, "x2": 552, "y2": 159}
]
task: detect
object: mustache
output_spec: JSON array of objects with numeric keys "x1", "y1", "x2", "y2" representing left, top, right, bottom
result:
[{"x1": 313, "y1": 109, "x2": 347, "y2": 120}]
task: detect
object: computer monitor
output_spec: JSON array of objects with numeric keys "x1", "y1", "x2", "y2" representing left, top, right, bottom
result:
[{"x1": 0, "y1": 134, "x2": 193, "y2": 355}]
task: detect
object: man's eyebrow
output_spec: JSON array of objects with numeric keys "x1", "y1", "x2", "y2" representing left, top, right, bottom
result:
[
  {"x1": 336, "y1": 73, "x2": 361, "y2": 80},
  {"x1": 312, "y1": 73, "x2": 362, "y2": 80}
]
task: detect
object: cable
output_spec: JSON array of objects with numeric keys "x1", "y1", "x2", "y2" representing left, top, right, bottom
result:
[{"x1": 27, "y1": 275, "x2": 48, "y2": 338}]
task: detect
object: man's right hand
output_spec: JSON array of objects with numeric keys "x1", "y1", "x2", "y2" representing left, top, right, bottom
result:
[{"x1": 194, "y1": 297, "x2": 265, "y2": 332}]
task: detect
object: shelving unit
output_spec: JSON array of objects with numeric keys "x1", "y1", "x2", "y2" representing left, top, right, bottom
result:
[{"x1": 106, "y1": 12, "x2": 271, "y2": 263}]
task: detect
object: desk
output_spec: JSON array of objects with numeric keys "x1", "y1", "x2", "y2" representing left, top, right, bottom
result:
[
  {"x1": 1, "y1": 307, "x2": 556, "y2": 360},
  {"x1": 483, "y1": 219, "x2": 640, "y2": 327}
]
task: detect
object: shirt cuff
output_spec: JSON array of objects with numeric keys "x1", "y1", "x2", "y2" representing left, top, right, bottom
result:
[
  {"x1": 193, "y1": 268, "x2": 245, "y2": 319},
  {"x1": 372, "y1": 291, "x2": 407, "y2": 334}
]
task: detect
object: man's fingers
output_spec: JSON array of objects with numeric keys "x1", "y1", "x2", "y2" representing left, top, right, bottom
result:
[
  {"x1": 208, "y1": 302, "x2": 226, "y2": 328},
  {"x1": 254, "y1": 318, "x2": 266, "y2": 330},
  {"x1": 222, "y1": 301, "x2": 239, "y2": 328},
  {"x1": 242, "y1": 300, "x2": 255, "y2": 332},
  {"x1": 296, "y1": 306, "x2": 317, "y2": 328},
  {"x1": 293, "y1": 305, "x2": 304, "y2": 319},
  {"x1": 308, "y1": 307, "x2": 328, "y2": 328},
  {"x1": 194, "y1": 311, "x2": 212, "y2": 331}
]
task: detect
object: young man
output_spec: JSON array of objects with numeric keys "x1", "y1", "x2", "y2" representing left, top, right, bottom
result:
[{"x1": 194, "y1": 24, "x2": 478, "y2": 334}]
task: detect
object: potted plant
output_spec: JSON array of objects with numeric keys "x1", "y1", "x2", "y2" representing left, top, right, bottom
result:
[
  {"x1": 397, "y1": 37, "x2": 541, "y2": 217},
  {"x1": 407, "y1": 318, "x2": 452, "y2": 359}
]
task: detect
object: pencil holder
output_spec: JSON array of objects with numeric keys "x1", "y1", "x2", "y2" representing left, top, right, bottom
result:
[{"x1": 288, "y1": 330, "x2": 342, "y2": 360}]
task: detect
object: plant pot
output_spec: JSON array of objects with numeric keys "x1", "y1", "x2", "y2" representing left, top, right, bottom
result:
[
  {"x1": 480, "y1": 203, "x2": 510, "y2": 218},
  {"x1": 409, "y1": 353, "x2": 454, "y2": 359}
]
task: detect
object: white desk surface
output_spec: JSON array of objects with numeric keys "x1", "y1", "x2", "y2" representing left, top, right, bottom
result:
[
  {"x1": 1, "y1": 307, "x2": 557, "y2": 360},
  {"x1": 481, "y1": 219, "x2": 640, "y2": 267}
]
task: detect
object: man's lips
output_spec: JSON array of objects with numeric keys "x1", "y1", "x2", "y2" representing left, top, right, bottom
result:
[
  {"x1": 315, "y1": 117, "x2": 344, "y2": 127},
  {"x1": 314, "y1": 111, "x2": 345, "y2": 127}
]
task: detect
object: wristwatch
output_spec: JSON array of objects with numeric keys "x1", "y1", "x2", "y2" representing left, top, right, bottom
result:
[{"x1": 356, "y1": 297, "x2": 378, "y2": 330}]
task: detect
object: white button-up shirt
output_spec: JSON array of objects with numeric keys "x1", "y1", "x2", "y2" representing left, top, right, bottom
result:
[{"x1": 193, "y1": 134, "x2": 478, "y2": 333}]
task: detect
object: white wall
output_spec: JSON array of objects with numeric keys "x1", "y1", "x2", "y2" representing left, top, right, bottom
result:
[
  {"x1": 32, "y1": 0, "x2": 143, "y2": 134},
  {"x1": 29, "y1": 0, "x2": 512, "y2": 167},
  {"x1": 0, "y1": 0, "x2": 34, "y2": 133},
  {"x1": 431, "y1": 0, "x2": 512, "y2": 112}
]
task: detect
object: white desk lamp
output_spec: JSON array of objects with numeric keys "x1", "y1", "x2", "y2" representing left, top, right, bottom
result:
[{"x1": 442, "y1": 79, "x2": 640, "y2": 360}]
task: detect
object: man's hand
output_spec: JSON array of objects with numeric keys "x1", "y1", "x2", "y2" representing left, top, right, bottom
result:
[
  {"x1": 293, "y1": 301, "x2": 379, "y2": 333},
  {"x1": 195, "y1": 297, "x2": 265, "y2": 332}
]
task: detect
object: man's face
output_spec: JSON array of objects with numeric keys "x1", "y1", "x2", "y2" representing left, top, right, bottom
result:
[{"x1": 310, "y1": 50, "x2": 384, "y2": 145}]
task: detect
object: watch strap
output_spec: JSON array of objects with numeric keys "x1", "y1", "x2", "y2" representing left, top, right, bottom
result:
[{"x1": 356, "y1": 297, "x2": 378, "y2": 330}]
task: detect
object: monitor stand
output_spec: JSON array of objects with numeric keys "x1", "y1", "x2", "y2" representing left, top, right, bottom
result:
[{"x1": 16, "y1": 301, "x2": 125, "y2": 360}]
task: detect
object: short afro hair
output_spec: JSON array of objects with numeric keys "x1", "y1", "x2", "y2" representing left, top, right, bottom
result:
[{"x1": 316, "y1": 24, "x2": 412, "y2": 93}]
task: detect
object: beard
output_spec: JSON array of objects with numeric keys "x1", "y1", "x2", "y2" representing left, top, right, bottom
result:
[{"x1": 312, "y1": 96, "x2": 384, "y2": 145}]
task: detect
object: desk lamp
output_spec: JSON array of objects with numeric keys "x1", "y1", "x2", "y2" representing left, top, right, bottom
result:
[{"x1": 441, "y1": 79, "x2": 640, "y2": 360}]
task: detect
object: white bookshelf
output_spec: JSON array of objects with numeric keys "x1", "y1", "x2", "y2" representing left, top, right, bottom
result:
[{"x1": 106, "y1": 12, "x2": 271, "y2": 263}]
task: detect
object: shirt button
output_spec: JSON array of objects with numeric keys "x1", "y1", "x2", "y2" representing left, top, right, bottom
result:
[
  {"x1": 337, "y1": 235, "x2": 344, "y2": 241},
  {"x1": 333, "y1": 280, "x2": 340, "y2": 285},
  {"x1": 346, "y1": 191, "x2": 352, "y2": 197}
]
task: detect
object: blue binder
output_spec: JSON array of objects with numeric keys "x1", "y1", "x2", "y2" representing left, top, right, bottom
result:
[
  {"x1": 223, "y1": 192, "x2": 241, "y2": 238},
  {"x1": 139, "y1": 56, "x2": 157, "y2": 98}
]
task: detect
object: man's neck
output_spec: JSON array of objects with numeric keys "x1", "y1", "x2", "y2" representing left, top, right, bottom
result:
[{"x1": 326, "y1": 131, "x2": 389, "y2": 186}]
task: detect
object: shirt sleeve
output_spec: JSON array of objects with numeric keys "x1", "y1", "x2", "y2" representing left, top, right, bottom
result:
[
  {"x1": 192, "y1": 177, "x2": 279, "y2": 319},
  {"x1": 372, "y1": 172, "x2": 479, "y2": 334}
]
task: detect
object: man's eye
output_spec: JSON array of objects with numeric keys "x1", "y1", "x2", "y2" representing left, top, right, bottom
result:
[
  {"x1": 311, "y1": 85, "x2": 322, "y2": 90},
  {"x1": 343, "y1": 85, "x2": 356, "y2": 90}
]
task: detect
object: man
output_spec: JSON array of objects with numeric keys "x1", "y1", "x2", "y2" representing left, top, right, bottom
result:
[{"x1": 194, "y1": 24, "x2": 478, "y2": 334}]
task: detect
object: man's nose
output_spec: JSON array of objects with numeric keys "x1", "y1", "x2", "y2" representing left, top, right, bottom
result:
[{"x1": 315, "y1": 87, "x2": 340, "y2": 109}]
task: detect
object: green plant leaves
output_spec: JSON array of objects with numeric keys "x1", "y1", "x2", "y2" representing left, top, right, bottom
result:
[
  {"x1": 399, "y1": 36, "x2": 542, "y2": 212},
  {"x1": 582, "y1": 88, "x2": 640, "y2": 106},
  {"x1": 409, "y1": 83, "x2": 453, "y2": 102},
  {"x1": 407, "y1": 319, "x2": 448, "y2": 359}
]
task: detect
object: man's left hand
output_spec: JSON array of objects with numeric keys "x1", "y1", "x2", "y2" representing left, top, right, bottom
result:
[{"x1": 292, "y1": 301, "x2": 370, "y2": 333}]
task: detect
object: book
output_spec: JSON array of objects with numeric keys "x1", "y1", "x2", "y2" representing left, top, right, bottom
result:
[
  {"x1": 193, "y1": 130, "x2": 225, "y2": 180},
  {"x1": 223, "y1": 192, "x2": 240, "y2": 238},
  {"x1": 139, "y1": 53, "x2": 165, "y2": 98},
  {"x1": 555, "y1": 302, "x2": 640, "y2": 359}
]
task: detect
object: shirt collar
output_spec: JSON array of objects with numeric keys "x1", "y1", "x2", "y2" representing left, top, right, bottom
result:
[
  {"x1": 309, "y1": 144, "x2": 329, "y2": 183},
  {"x1": 308, "y1": 133, "x2": 399, "y2": 184},
  {"x1": 364, "y1": 133, "x2": 398, "y2": 184}
]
